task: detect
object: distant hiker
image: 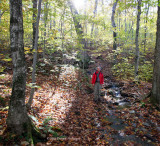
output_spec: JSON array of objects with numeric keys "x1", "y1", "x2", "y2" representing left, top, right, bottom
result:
[{"x1": 92, "y1": 66, "x2": 104, "y2": 102}]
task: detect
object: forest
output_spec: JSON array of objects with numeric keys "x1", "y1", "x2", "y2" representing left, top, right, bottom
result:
[{"x1": 0, "y1": 0, "x2": 160, "y2": 145}]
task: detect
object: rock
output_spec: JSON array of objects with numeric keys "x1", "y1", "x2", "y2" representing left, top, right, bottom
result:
[
  {"x1": 143, "y1": 122, "x2": 150, "y2": 127},
  {"x1": 77, "y1": 51, "x2": 91, "y2": 69},
  {"x1": 118, "y1": 102, "x2": 130, "y2": 107},
  {"x1": 139, "y1": 116, "x2": 144, "y2": 120},
  {"x1": 133, "y1": 123, "x2": 137, "y2": 128},
  {"x1": 119, "y1": 131, "x2": 125, "y2": 137},
  {"x1": 157, "y1": 127, "x2": 160, "y2": 132},
  {"x1": 129, "y1": 110, "x2": 135, "y2": 114},
  {"x1": 96, "y1": 123, "x2": 101, "y2": 128}
]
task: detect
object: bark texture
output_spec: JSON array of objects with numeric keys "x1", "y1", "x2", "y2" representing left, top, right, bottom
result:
[
  {"x1": 151, "y1": 0, "x2": 160, "y2": 105},
  {"x1": 32, "y1": 0, "x2": 38, "y2": 50},
  {"x1": 43, "y1": 2, "x2": 48, "y2": 57},
  {"x1": 111, "y1": 0, "x2": 119, "y2": 51},
  {"x1": 68, "y1": 0, "x2": 90, "y2": 69},
  {"x1": 90, "y1": 0, "x2": 98, "y2": 37},
  {"x1": 135, "y1": 0, "x2": 142, "y2": 78},
  {"x1": 67, "y1": 0, "x2": 85, "y2": 45},
  {"x1": 7, "y1": 0, "x2": 29, "y2": 135},
  {"x1": 0, "y1": 0, "x2": 1, "y2": 23},
  {"x1": 144, "y1": 3, "x2": 149, "y2": 52},
  {"x1": 27, "y1": 0, "x2": 42, "y2": 109}
]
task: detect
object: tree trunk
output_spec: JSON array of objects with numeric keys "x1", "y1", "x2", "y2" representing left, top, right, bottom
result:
[
  {"x1": 118, "y1": 11, "x2": 121, "y2": 46},
  {"x1": 124, "y1": 0, "x2": 127, "y2": 36},
  {"x1": 90, "y1": 0, "x2": 98, "y2": 38},
  {"x1": 84, "y1": 0, "x2": 88, "y2": 46},
  {"x1": 43, "y1": 2, "x2": 48, "y2": 58},
  {"x1": 60, "y1": 8, "x2": 66, "y2": 49},
  {"x1": 71, "y1": 23, "x2": 73, "y2": 37},
  {"x1": 67, "y1": 0, "x2": 85, "y2": 46},
  {"x1": 53, "y1": 7, "x2": 56, "y2": 27},
  {"x1": 50, "y1": 16, "x2": 52, "y2": 30},
  {"x1": 135, "y1": 0, "x2": 142, "y2": 79},
  {"x1": 32, "y1": 0, "x2": 38, "y2": 51},
  {"x1": 7, "y1": 0, "x2": 29, "y2": 135},
  {"x1": 102, "y1": 0, "x2": 105, "y2": 30},
  {"x1": 111, "y1": 0, "x2": 119, "y2": 53},
  {"x1": 68, "y1": 0, "x2": 90, "y2": 69},
  {"x1": 0, "y1": 0, "x2": 1, "y2": 23},
  {"x1": 131, "y1": 17, "x2": 134, "y2": 41},
  {"x1": 144, "y1": 3, "x2": 149, "y2": 53},
  {"x1": 27, "y1": 0, "x2": 42, "y2": 109},
  {"x1": 151, "y1": 0, "x2": 160, "y2": 106}
]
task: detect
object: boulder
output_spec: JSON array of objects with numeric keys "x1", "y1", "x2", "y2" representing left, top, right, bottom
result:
[{"x1": 77, "y1": 51, "x2": 91, "y2": 69}]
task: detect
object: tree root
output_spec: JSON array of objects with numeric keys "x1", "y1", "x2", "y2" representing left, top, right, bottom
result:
[
  {"x1": 27, "y1": 118, "x2": 47, "y2": 145},
  {"x1": 142, "y1": 91, "x2": 152, "y2": 100}
]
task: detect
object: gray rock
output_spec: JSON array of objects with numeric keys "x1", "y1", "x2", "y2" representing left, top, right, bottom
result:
[
  {"x1": 143, "y1": 122, "x2": 150, "y2": 127},
  {"x1": 133, "y1": 123, "x2": 137, "y2": 128},
  {"x1": 77, "y1": 51, "x2": 91, "y2": 69},
  {"x1": 119, "y1": 102, "x2": 130, "y2": 107},
  {"x1": 129, "y1": 110, "x2": 135, "y2": 114},
  {"x1": 156, "y1": 127, "x2": 160, "y2": 132}
]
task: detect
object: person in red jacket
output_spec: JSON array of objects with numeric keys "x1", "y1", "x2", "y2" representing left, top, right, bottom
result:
[{"x1": 92, "y1": 66, "x2": 104, "y2": 102}]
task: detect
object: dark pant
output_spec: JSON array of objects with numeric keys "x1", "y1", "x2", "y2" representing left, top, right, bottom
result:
[{"x1": 94, "y1": 82, "x2": 101, "y2": 101}]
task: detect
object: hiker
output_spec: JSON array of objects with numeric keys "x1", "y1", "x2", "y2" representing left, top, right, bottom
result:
[{"x1": 92, "y1": 66, "x2": 104, "y2": 102}]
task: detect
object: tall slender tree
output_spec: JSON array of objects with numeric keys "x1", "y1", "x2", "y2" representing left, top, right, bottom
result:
[
  {"x1": 124, "y1": 0, "x2": 127, "y2": 35},
  {"x1": 144, "y1": 3, "x2": 149, "y2": 52},
  {"x1": 67, "y1": 0, "x2": 85, "y2": 45},
  {"x1": 43, "y1": 1, "x2": 49, "y2": 57},
  {"x1": 135, "y1": 0, "x2": 142, "y2": 79},
  {"x1": 102, "y1": 0, "x2": 105, "y2": 30},
  {"x1": 84, "y1": 0, "x2": 88, "y2": 36},
  {"x1": 32, "y1": 0, "x2": 38, "y2": 50},
  {"x1": 151, "y1": 0, "x2": 160, "y2": 106},
  {"x1": 60, "y1": 8, "x2": 66, "y2": 49},
  {"x1": 27, "y1": 0, "x2": 42, "y2": 109},
  {"x1": 111, "y1": 0, "x2": 119, "y2": 51},
  {"x1": 0, "y1": 0, "x2": 1, "y2": 23},
  {"x1": 67, "y1": 0, "x2": 90, "y2": 69},
  {"x1": 90, "y1": 0, "x2": 98, "y2": 38}
]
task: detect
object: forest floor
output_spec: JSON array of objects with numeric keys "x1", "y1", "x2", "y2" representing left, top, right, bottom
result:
[{"x1": 0, "y1": 48, "x2": 160, "y2": 145}]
